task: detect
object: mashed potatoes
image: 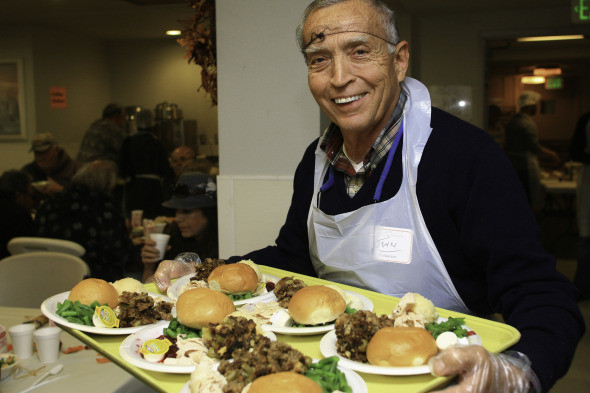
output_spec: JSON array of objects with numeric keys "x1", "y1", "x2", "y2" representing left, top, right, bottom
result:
[{"x1": 111, "y1": 277, "x2": 147, "y2": 295}]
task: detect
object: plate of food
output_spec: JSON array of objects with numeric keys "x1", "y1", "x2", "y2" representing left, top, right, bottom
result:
[
  {"x1": 264, "y1": 286, "x2": 374, "y2": 336},
  {"x1": 180, "y1": 339, "x2": 367, "y2": 393},
  {"x1": 41, "y1": 278, "x2": 175, "y2": 335},
  {"x1": 120, "y1": 287, "x2": 277, "y2": 374},
  {"x1": 319, "y1": 316, "x2": 481, "y2": 376},
  {"x1": 167, "y1": 260, "x2": 279, "y2": 306}
]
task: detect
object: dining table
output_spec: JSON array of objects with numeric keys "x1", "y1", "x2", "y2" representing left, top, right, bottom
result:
[
  {"x1": 0, "y1": 306, "x2": 149, "y2": 392},
  {"x1": 24, "y1": 265, "x2": 520, "y2": 393}
]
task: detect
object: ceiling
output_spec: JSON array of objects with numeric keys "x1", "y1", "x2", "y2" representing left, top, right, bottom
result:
[{"x1": 0, "y1": 0, "x2": 577, "y2": 41}]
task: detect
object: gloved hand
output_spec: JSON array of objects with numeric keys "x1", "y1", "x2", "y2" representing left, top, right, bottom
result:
[
  {"x1": 429, "y1": 346, "x2": 541, "y2": 393},
  {"x1": 152, "y1": 258, "x2": 198, "y2": 292}
]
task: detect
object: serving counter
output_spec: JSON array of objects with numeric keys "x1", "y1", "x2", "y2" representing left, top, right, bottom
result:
[{"x1": 57, "y1": 266, "x2": 520, "y2": 393}]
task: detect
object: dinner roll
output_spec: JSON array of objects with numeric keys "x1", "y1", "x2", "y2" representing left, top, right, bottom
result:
[
  {"x1": 288, "y1": 285, "x2": 346, "y2": 325},
  {"x1": 366, "y1": 327, "x2": 438, "y2": 367},
  {"x1": 176, "y1": 287, "x2": 236, "y2": 329},
  {"x1": 208, "y1": 263, "x2": 259, "y2": 294},
  {"x1": 248, "y1": 372, "x2": 322, "y2": 393},
  {"x1": 68, "y1": 278, "x2": 119, "y2": 309}
]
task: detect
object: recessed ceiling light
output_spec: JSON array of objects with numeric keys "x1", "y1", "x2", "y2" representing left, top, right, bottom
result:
[
  {"x1": 166, "y1": 30, "x2": 182, "y2": 36},
  {"x1": 516, "y1": 35, "x2": 584, "y2": 42}
]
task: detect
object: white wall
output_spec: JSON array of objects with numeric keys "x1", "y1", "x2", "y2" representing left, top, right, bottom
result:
[{"x1": 216, "y1": 0, "x2": 319, "y2": 257}]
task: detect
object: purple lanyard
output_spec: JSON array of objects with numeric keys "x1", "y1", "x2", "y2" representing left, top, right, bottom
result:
[{"x1": 319, "y1": 121, "x2": 404, "y2": 203}]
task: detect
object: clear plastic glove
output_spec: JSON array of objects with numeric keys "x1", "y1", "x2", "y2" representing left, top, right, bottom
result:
[
  {"x1": 429, "y1": 346, "x2": 541, "y2": 393},
  {"x1": 152, "y1": 254, "x2": 201, "y2": 292}
]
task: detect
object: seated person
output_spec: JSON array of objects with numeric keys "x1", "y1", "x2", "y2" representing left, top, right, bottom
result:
[
  {"x1": 34, "y1": 160, "x2": 134, "y2": 282},
  {"x1": 0, "y1": 170, "x2": 37, "y2": 259},
  {"x1": 22, "y1": 132, "x2": 83, "y2": 197},
  {"x1": 141, "y1": 171, "x2": 218, "y2": 282}
]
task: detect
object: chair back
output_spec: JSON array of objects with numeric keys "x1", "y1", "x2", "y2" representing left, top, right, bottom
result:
[
  {"x1": 7, "y1": 237, "x2": 86, "y2": 257},
  {"x1": 0, "y1": 252, "x2": 90, "y2": 308}
]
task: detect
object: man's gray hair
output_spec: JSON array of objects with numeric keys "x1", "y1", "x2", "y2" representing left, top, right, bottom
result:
[
  {"x1": 72, "y1": 160, "x2": 117, "y2": 195},
  {"x1": 295, "y1": 0, "x2": 399, "y2": 57}
]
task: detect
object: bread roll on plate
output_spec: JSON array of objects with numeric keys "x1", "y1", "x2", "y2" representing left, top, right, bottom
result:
[
  {"x1": 288, "y1": 285, "x2": 346, "y2": 325},
  {"x1": 248, "y1": 372, "x2": 322, "y2": 393},
  {"x1": 366, "y1": 327, "x2": 438, "y2": 367},
  {"x1": 176, "y1": 287, "x2": 236, "y2": 329},
  {"x1": 208, "y1": 263, "x2": 259, "y2": 295},
  {"x1": 68, "y1": 278, "x2": 119, "y2": 309}
]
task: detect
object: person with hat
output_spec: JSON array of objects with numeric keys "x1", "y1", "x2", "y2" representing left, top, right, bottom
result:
[
  {"x1": 21, "y1": 132, "x2": 83, "y2": 196},
  {"x1": 505, "y1": 90, "x2": 560, "y2": 209},
  {"x1": 140, "y1": 171, "x2": 218, "y2": 282}
]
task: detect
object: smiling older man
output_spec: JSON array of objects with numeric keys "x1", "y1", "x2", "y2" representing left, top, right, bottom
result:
[{"x1": 153, "y1": 1, "x2": 584, "y2": 391}]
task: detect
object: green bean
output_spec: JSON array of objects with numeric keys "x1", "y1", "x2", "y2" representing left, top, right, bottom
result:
[
  {"x1": 60, "y1": 310, "x2": 78, "y2": 317},
  {"x1": 66, "y1": 316, "x2": 85, "y2": 324}
]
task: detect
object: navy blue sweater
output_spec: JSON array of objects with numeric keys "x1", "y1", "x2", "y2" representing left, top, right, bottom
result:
[{"x1": 231, "y1": 108, "x2": 584, "y2": 392}]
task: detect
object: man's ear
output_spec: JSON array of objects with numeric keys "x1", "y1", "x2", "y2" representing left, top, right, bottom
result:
[{"x1": 394, "y1": 41, "x2": 409, "y2": 82}]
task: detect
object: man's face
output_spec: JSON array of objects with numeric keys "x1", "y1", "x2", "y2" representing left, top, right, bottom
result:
[
  {"x1": 303, "y1": 0, "x2": 408, "y2": 139},
  {"x1": 170, "y1": 148, "x2": 194, "y2": 176},
  {"x1": 34, "y1": 146, "x2": 59, "y2": 172}
]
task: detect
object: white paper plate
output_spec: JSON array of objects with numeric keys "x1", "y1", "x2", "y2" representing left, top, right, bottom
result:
[
  {"x1": 119, "y1": 320, "x2": 277, "y2": 374},
  {"x1": 167, "y1": 273, "x2": 279, "y2": 306},
  {"x1": 319, "y1": 318, "x2": 481, "y2": 376},
  {"x1": 266, "y1": 291, "x2": 374, "y2": 336},
  {"x1": 178, "y1": 360, "x2": 367, "y2": 393},
  {"x1": 41, "y1": 291, "x2": 175, "y2": 335}
]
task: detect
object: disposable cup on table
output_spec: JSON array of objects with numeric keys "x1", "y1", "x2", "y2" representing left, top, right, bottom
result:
[
  {"x1": 8, "y1": 324, "x2": 35, "y2": 359},
  {"x1": 34, "y1": 327, "x2": 62, "y2": 363},
  {"x1": 151, "y1": 233, "x2": 170, "y2": 260}
]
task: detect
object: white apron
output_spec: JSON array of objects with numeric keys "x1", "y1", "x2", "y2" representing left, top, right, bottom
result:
[{"x1": 307, "y1": 77, "x2": 470, "y2": 313}]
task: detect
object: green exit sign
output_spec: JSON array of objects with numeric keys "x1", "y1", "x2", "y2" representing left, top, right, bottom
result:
[
  {"x1": 546, "y1": 76, "x2": 563, "y2": 90},
  {"x1": 572, "y1": 0, "x2": 590, "y2": 23}
]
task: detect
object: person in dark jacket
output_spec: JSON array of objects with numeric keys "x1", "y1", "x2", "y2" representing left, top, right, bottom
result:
[
  {"x1": 35, "y1": 160, "x2": 134, "y2": 282},
  {"x1": 0, "y1": 169, "x2": 36, "y2": 259},
  {"x1": 119, "y1": 108, "x2": 170, "y2": 219},
  {"x1": 21, "y1": 132, "x2": 83, "y2": 197},
  {"x1": 151, "y1": 1, "x2": 584, "y2": 392}
]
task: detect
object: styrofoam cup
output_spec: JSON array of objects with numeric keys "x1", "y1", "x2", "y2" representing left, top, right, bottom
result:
[
  {"x1": 8, "y1": 324, "x2": 35, "y2": 359},
  {"x1": 151, "y1": 233, "x2": 170, "y2": 260},
  {"x1": 34, "y1": 327, "x2": 62, "y2": 363}
]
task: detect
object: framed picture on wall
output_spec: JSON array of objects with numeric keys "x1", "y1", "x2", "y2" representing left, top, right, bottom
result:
[{"x1": 0, "y1": 59, "x2": 27, "y2": 140}]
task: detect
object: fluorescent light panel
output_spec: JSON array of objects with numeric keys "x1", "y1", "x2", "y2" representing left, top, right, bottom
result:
[
  {"x1": 521, "y1": 76, "x2": 546, "y2": 84},
  {"x1": 516, "y1": 35, "x2": 584, "y2": 42}
]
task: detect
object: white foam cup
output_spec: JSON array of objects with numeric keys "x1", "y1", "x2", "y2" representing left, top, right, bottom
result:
[
  {"x1": 34, "y1": 327, "x2": 62, "y2": 363},
  {"x1": 8, "y1": 324, "x2": 35, "y2": 359},
  {"x1": 151, "y1": 233, "x2": 170, "y2": 260}
]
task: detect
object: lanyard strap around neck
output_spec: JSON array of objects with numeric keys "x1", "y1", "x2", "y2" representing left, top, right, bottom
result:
[{"x1": 373, "y1": 120, "x2": 404, "y2": 203}]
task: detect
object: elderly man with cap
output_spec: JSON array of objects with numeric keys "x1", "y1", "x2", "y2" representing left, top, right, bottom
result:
[
  {"x1": 21, "y1": 132, "x2": 83, "y2": 196},
  {"x1": 505, "y1": 90, "x2": 559, "y2": 209},
  {"x1": 140, "y1": 171, "x2": 218, "y2": 282}
]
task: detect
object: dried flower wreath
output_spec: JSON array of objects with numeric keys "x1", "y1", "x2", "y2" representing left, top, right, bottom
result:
[{"x1": 178, "y1": 0, "x2": 217, "y2": 106}]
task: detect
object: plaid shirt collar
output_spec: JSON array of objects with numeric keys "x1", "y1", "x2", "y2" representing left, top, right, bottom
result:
[{"x1": 320, "y1": 91, "x2": 407, "y2": 178}]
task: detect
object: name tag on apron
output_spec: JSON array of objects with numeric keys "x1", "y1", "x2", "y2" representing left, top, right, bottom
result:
[{"x1": 374, "y1": 226, "x2": 413, "y2": 263}]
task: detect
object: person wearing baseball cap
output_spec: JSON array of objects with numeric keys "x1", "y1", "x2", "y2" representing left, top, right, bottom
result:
[
  {"x1": 140, "y1": 171, "x2": 218, "y2": 282},
  {"x1": 21, "y1": 132, "x2": 83, "y2": 196},
  {"x1": 505, "y1": 90, "x2": 559, "y2": 209}
]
